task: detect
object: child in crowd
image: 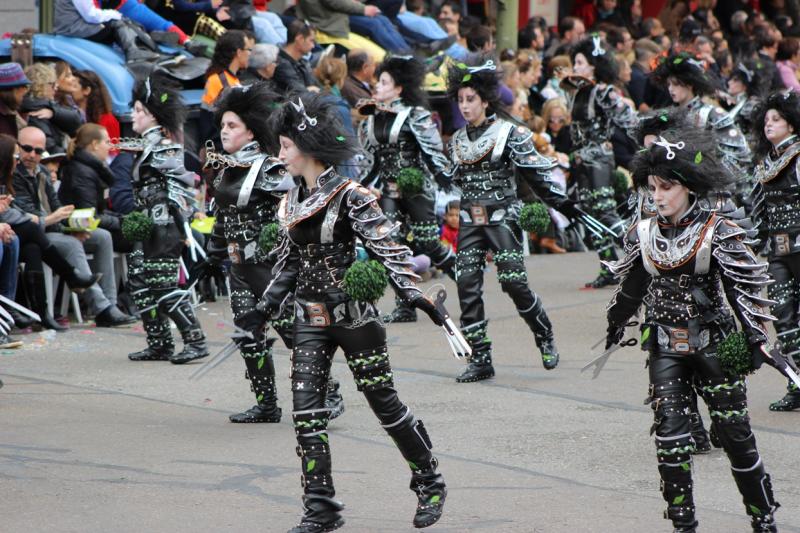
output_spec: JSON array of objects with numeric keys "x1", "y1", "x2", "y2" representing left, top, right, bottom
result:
[{"x1": 440, "y1": 200, "x2": 459, "y2": 253}]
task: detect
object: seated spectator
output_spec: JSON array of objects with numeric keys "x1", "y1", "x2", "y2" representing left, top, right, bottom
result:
[
  {"x1": 0, "y1": 63, "x2": 30, "y2": 138},
  {"x1": 20, "y1": 63, "x2": 82, "y2": 154},
  {"x1": 53, "y1": 0, "x2": 161, "y2": 62},
  {"x1": 466, "y1": 25, "x2": 494, "y2": 53},
  {"x1": 628, "y1": 38, "x2": 660, "y2": 110},
  {"x1": 273, "y1": 21, "x2": 320, "y2": 94},
  {"x1": 541, "y1": 98, "x2": 572, "y2": 155},
  {"x1": 296, "y1": 0, "x2": 386, "y2": 60},
  {"x1": 755, "y1": 24, "x2": 785, "y2": 90},
  {"x1": 518, "y1": 20, "x2": 546, "y2": 55},
  {"x1": 42, "y1": 151, "x2": 67, "y2": 188},
  {"x1": 15, "y1": 126, "x2": 135, "y2": 328},
  {"x1": 541, "y1": 55, "x2": 572, "y2": 102},
  {"x1": 54, "y1": 62, "x2": 83, "y2": 121},
  {"x1": 439, "y1": 17, "x2": 468, "y2": 61},
  {"x1": 776, "y1": 36, "x2": 800, "y2": 91},
  {"x1": 437, "y1": 0, "x2": 461, "y2": 24},
  {"x1": 0, "y1": 134, "x2": 100, "y2": 331},
  {"x1": 314, "y1": 50, "x2": 358, "y2": 178},
  {"x1": 108, "y1": 0, "x2": 189, "y2": 44},
  {"x1": 217, "y1": 0, "x2": 287, "y2": 46},
  {"x1": 395, "y1": 0, "x2": 450, "y2": 49},
  {"x1": 545, "y1": 16, "x2": 585, "y2": 58},
  {"x1": 342, "y1": 49, "x2": 374, "y2": 108},
  {"x1": 517, "y1": 52, "x2": 545, "y2": 115},
  {"x1": 440, "y1": 200, "x2": 459, "y2": 253},
  {"x1": 201, "y1": 29, "x2": 252, "y2": 110},
  {"x1": 238, "y1": 43, "x2": 279, "y2": 85},
  {"x1": 72, "y1": 70, "x2": 121, "y2": 152}
]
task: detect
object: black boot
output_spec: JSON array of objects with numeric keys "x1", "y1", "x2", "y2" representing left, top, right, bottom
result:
[
  {"x1": 731, "y1": 465, "x2": 779, "y2": 533},
  {"x1": 324, "y1": 378, "x2": 345, "y2": 421},
  {"x1": 23, "y1": 271, "x2": 67, "y2": 332},
  {"x1": 382, "y1": 411, "x2": 446, "y2": 528},
  {"x1": 6, "y1": 306, "x2": 34, "y2": 329},
  {"x1": 769, "y1": 381, "x2": 800, "y2": 411},
  {"x1": 128, "y1": 307, "x2": 174, "y2": 361},
  {"x1": 519, "y1": 297, "x2": 559, "y2": 370},
  {"x1": 164, "y1": 297, "x2": 209, "y2": 364},
  {"x1": 584, "y1": 270, "x2": 618, "y2": 289},
  {"x1": 230, "y1": 348, "x2": 281, "y2": 423},
  {"x1": 456, "y1": 321, "x2": 494, "y2": 382},
  {"x1": 41, "y1": 245, "x2": 101, "y2": 291},
  {"x1": 383, "y1": 296, "x2": 417, "y2": 323},
  {"x1": 290, "y1": 410, "x2": 344, "y2": 533},
  {"x1": 110, "y1": 20, "x2": 161, "y2": 62}
]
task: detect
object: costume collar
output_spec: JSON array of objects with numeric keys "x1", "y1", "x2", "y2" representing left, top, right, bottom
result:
[
  {"x1": 656, "y1": 197, "x2": 704, "y2": 227},
  {"x1": 142, "y1": 125, "x2": 165, "y2": 145},
  {"x1": 773, "y1": 134, "x2": 799, "y2": 155},
  {"x1": 230, "y1": 141, "x2": 263, "y2": 163}
]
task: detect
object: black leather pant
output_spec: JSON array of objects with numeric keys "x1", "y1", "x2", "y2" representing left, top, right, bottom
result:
[
  {"x1": 648, "y1": 349, "x2": 777, "y2": 530},
  {"x1": 767, "y1": 254, "x2": 800, "y2": 386},
  {"x1": 127, "y1": 222, "x2": 205, "y2": 352},
  {"x1": 229, "y1": 262, "x2": 293, "y2": 407},
  {"x1": 291, "y1": 320, "x2": 436, "y2": 520},
  {"x1": 574, "y1": 151, "x2": 623, "y2": 265},
  {"x1": 380, "y1": 190, "x2": 454, "y2": 272},
  {"x1": 455, "y1": 222, "x2": 553, "y2": 364}
]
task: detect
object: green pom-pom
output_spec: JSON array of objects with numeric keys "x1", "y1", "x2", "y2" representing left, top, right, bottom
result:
[
  {"x1": 396, "y1": 167, "x2": 425, "y2": 195},
  {"x1": 518, "y1": 202, "x2": 551, "y2": 234},
  {"x1": 121, "y1": 211, "x2": 153, "y2": 242},
  {"x1": 258, "y1": 223, "x2": 280, "y2": 254},
  {"x1": 612, "y1": 169, "x2": 631, "y2": 196},
  {"x1": 717, "y1": 331, "x2": 754, "y2": 376},
  {"x1": 342, "y1": 259, "x2": 388, "y2": 303}
]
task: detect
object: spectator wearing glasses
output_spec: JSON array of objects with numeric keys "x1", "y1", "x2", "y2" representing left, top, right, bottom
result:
[
  {"x1": 0, "y1": 135, "x2": 99, "y2": 331},
  {"x1": 15, "y1": 126, "x2": 134, "y2": 328},
  {"x1": 0, "y1": 63, "x2": 30, "y2": 139},
  {"x1": 20, "y1": 63, "x2": 82, "y2": 155},
  {"x1": 201, "y1": 30, "x2": 253, "y2": 111}
]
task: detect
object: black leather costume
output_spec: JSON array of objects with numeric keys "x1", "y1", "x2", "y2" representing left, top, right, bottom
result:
[
  {"x1": 607, "y1": 203, "x2": 779, "y2": 532},
  {"x1": 752, "y1": 134, "x2": 800, "y2": 409},
  {"x1": 206, "y1": 141, "x2": 295, "y2": 421},
  {"x1": 563, "y1": 78, "x2": 637, "y2": 285},
  {"x1": 449, "y1": 115, "x2": 575, "y2": 381},
  {"x1": 124, "y1": 126, "x2": 209, "y2": 363},
  {"x1": 359, "y1": 99, "x2": 454, "y2": 272},
  {"x1": 259, "y1": 168, "x2": 445, "y2": 530}
]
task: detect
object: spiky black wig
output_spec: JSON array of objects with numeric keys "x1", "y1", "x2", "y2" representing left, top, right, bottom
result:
[
  {"x1": 214, "y1": 82, "x2": 282, "y2": 152},
  {"x1": 652, "y1": 52, "x2": 719, "y2": 96},
  {"x1": 376, "y1": 55, "x2": 428, "y2": 109},
  {"x1": 269, "y1": 91, "x2": 359, "y2": 166},
  {"x1": 447, "y1": 53, "x2": 516, "y2": 122},
  {"x1": 633, "y1": 108, "x2": 688, "y2": 146},
  {"x1": 570, "y1": 35, "x2": 618, "y2": 84},
  {"x1": 131, "y1": 72, "x2": 186, "y2": 137},
  {"x1": 729, "y1": 58, "x2": 769, "y2": 98},
  {"x1": 631, "y1": 126, "x2": 736, "y2": 195},
  {"x1": 752, "y1": 89, "x2": 800, "y2": 159}
]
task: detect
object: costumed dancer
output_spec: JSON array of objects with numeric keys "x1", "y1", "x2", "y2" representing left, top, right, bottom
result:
[
  {"x1": 446, "y1": 56, "x2": 582, "y2": 382},
  {"x1": 726, "y1": 59, "x2": 769, "y2": 145},
  {"x1": 357, "y1": 55, "x2": 455, "y2": 323},
  {"x1": 606, "y1": 127, "x2": 780, "y2": 533},
  {"x1": 258, "y1": 93, "x2": 447, "y2": 532},
  {"x1": 653, "y1": 52, "x2": 751, "y2": 188},
  {"x1": 751, "y1": 89, "x2": 800, "y2": 411},
  {"x1": 564, "y1": 35, "x2": 638, "y2": 288},
  {"x1": 201, "y1": 83, "x2": 344, "y2": 423},
  {"x1": 121, "y1": 74, "x2": 209, "y2": 364}
]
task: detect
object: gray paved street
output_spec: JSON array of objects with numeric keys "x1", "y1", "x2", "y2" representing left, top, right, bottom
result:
[{"x1": 2, "y1": 251, "x2": 800, "y2": 532}]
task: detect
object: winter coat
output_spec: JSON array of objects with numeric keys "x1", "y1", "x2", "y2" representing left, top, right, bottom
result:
[{"x1": 58, "y1": 148, "x2": 122, "y2": 231}]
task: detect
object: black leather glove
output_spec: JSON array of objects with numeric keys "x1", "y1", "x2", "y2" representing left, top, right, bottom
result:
[
  {"x1": 190, "y1": 256, "x2": 225, "y2": 283},
  {"x1": 238, "y1": 308, "x2": 268, "y2": 337},
  {"x1": 557, "y1": 199, "x2": 582, "y2": 222},
  {"x1": 605, "y1": 323, "x2": 625, "y2": 350},
  {"x1": 434, "y1": 171, "x2": 453, "y2": 193},
  {"x1": 407, "y1": 292, "x2": 444, "y2": 326},
  {"x1": 750, "y1": 343, "x2": 767, "y2": 370}
]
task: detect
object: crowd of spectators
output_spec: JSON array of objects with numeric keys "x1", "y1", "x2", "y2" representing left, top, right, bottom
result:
[{"x1": 1, "y1": 0, "x2": 799, "y2": 342}]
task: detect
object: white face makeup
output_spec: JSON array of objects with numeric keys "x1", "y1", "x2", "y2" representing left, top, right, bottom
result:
[{"x1": 220, "y1": 111, "x2": 254, "y2": 154}]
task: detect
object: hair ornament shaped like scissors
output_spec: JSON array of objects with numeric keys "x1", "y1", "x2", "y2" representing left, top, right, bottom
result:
[
  {"x1": 652, "y1": 136, "x2": 686, "y2": 160},
  {"x1": 290, "y1": 98, "x2": 318, "y2": 131}
]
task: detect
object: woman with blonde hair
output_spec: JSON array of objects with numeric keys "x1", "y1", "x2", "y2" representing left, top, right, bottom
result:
[{"x1": 20, "y1": 63, "x2": 81, "y2": 153}]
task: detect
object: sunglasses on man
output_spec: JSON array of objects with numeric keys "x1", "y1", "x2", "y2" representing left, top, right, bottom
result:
[{"x1": 18, "y1": 144, "x2": 45, "y2": 155}]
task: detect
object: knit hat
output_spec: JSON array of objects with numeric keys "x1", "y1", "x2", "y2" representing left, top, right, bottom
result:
[{"x1": 0, "y1": 63, "x2": 31, "y2": 89}]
